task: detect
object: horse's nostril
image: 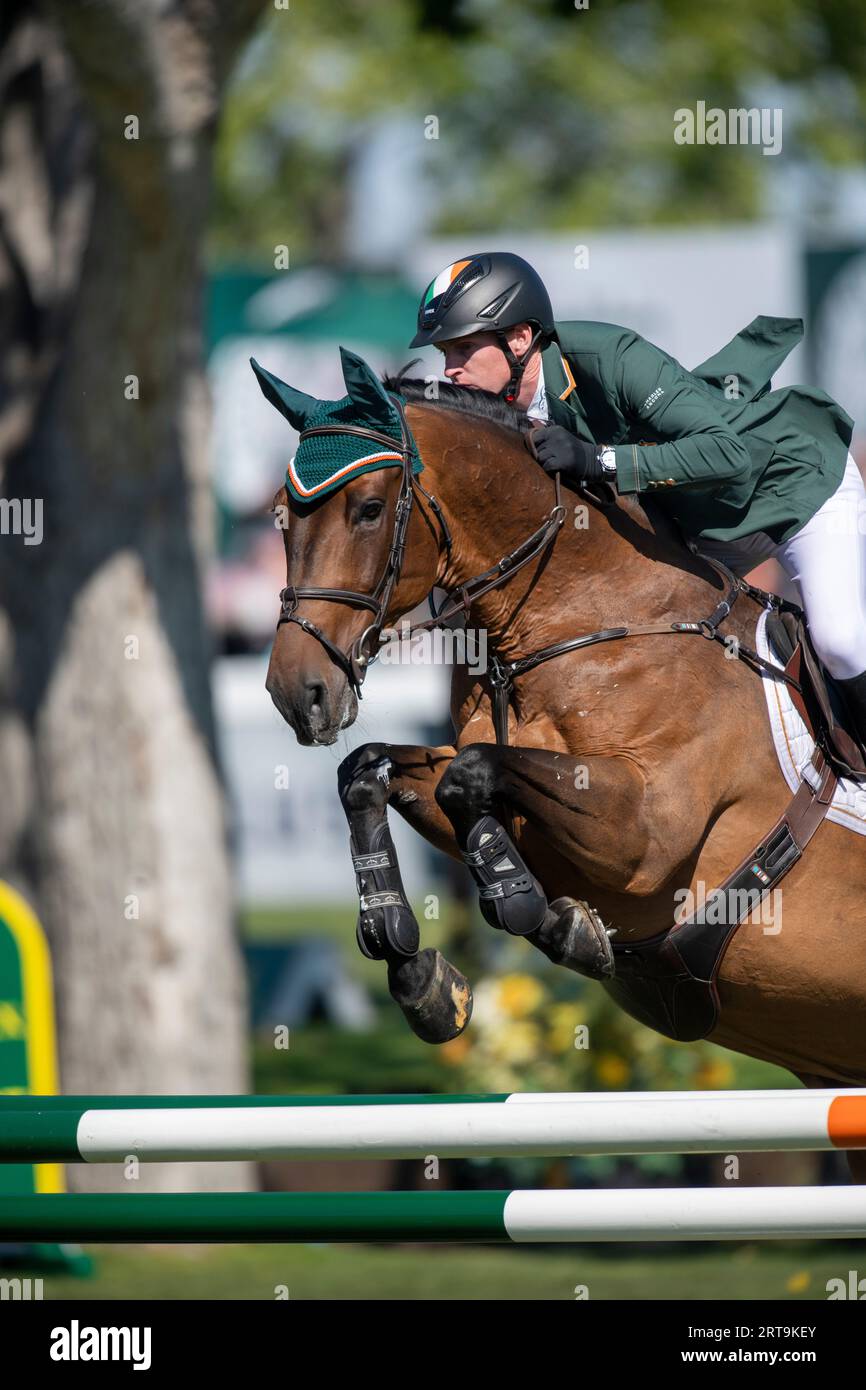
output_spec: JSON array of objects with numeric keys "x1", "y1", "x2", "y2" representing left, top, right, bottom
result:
[{"x1": 304, "y1": 679, "x2": 326, "y2": 719}]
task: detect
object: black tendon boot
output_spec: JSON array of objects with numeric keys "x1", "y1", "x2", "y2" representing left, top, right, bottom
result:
[
  {"x1": 837, "y1": 669, "x2": 866, "y2": 764},
  {"x1": 351, "y1": 824, "x2": 419, "y2": 961},
  {"x1": 461, "y1": 815, "x2": 549, "y2": 936},
  {"x1": 462, "y1": 815, "x2": 616, "y2": 979},
  {"x1": 353, "y1": 828, "x2": 473, "y2": 1046}
]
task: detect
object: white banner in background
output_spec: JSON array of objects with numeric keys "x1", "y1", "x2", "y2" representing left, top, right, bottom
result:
[
  {"x1": 407, "y1": 225, "x2": 803, "y2": 385},
  {"x1": 214, "y1": 655, "x2": 451, "y2": 907}
]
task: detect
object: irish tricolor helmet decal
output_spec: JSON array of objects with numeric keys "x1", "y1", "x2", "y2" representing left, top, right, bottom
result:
[{"x1": 419, "y1": 256, "x2": 486, "y2": 328}]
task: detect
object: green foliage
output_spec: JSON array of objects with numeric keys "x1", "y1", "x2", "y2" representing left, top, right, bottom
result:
[
  {"x1": 212, "y1": 0, "x2": 866, "y2": 261},
  {"x1": 251, "y1": 1019, "x2": 456, "y2": 1097},
  {"x1": 441, "y1": 957, "x2": 793, "y2": 1097},
  {"x1": 243, "y1": 901, "x2": 793, "y2": 1099}
]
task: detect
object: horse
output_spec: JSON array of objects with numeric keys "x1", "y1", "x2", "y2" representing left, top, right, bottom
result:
[{"x1": 256, "y1": 349, "x2": 866, "y2": 1176}]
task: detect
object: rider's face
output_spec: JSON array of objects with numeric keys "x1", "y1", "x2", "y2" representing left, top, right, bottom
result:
[{"x1": 437, "y1": 323, "x2": 534, "y2": 394}]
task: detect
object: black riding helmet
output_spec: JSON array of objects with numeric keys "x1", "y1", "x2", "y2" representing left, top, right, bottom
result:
[{"x1": 409, "y1": 252, "x2": 556, "y2": 402}]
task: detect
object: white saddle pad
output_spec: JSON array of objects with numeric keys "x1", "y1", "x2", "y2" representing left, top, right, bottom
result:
[{"x1": 755, "y1": 607, "x2": 866, "y2": 837}]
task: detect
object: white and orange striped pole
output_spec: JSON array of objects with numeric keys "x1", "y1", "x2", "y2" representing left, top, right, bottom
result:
[{"x1": 2, "y1": 1089, "x2": 865, "y2": 1163}]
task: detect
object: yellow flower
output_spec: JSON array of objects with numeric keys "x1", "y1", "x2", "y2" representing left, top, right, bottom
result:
[
  {"x1": 496, "y1": 1019, "x2": 544, "y2": 1064},
  {"x1": 786, "y1": 1271, "x2": 811, "y2": 1294},
  {"x1": 595, "y1": 1054, "x2": 630, "y2": 1087},
  {"x1": 547, "y1": 1003, "x2": 586, "y2": 1053},
  {"x1": 692, "y1": 1059, "x2": 735, "y2": 1090},
  {"x1": 497, "y1": 973, "x2": 545, "y2": 1020},
  {"x1": 549, "y1": 1002, "x2": 586, "y2": 1027}
]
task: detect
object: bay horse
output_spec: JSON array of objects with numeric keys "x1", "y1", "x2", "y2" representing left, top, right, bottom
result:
[{"x1": 258, "y1": 352, "x2": 866, "y2": 1173}]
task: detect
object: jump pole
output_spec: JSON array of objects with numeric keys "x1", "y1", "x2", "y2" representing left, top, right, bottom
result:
[
  {"x1": 2, "y1": 1091, "x2": 866, "y2": 1162},
  {"x1": 2, "y1": 1187, "x2": 866, "y2": 1243}
]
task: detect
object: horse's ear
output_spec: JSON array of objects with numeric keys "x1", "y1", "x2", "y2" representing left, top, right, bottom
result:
[
  {"x1": 250, "y1": 358, "x2": 318, "y2": 430},
  {"x1": 339, "y1": 346, "x2": 395, "y2": 423}
]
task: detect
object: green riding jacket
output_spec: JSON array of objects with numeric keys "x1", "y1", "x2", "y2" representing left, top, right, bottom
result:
[{"x1": 542, "y1": 317, "x2": 853, "y2": 544}]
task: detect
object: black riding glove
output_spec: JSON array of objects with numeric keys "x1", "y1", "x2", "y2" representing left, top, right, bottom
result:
[{"x1": 529, "y1": 425, "x2": 604, "y2": 482}]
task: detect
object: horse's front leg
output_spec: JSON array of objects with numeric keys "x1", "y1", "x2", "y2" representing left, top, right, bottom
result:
[
  {"x1": 434, "y1": 742, "x2": 656, "y2": 981},
  {"x1": 337, "y1": 742, "x2": 472, "y2": 1044}
]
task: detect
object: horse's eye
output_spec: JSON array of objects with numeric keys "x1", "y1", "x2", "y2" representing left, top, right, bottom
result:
[{"x1": 358, "y1": 499, "x2": 385, "y2": 523}]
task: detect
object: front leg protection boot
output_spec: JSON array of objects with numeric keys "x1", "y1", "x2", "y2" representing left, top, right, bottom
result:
[
  {"x1": 462, "y1": 815, "x2": 548, "y2": 936},
  {"x1": 352, "y1": 830, "x2": 420, "y2": 961}
]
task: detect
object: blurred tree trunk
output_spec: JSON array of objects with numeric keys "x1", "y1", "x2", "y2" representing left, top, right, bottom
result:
[{"x1": 0, "y1": 0, "x2": 265, "y2": 1192}]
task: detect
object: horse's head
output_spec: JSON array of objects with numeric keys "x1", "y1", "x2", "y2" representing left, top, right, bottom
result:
[{"x1": 252, "y1": 348, "x2": 439, "y2": 745}]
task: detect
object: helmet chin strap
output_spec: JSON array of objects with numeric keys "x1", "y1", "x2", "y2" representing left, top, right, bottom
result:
[{"x1": 495, "y1": 328, "x2": 543, "y2": 405}]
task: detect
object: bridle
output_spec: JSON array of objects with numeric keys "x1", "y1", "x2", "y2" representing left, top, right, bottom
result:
[
  {"x1": 277, "y1": 398, "x2": 452, "y2": 695},
  {"x1": 277, "y1": 396, "x2": 805, "y2": 731},
  {"x1": 277, "y1": 394, "x2": 569, "y2": 697}
]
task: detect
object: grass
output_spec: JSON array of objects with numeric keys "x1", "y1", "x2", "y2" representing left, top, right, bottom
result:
[{"x1": 25, "y1": 1240, "x2": 861, "y2": 1301}]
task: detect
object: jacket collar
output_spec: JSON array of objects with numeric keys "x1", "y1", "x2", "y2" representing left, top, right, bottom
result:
[{"x1": 540, "y1": 340, "x2": 593, "y2": 438}]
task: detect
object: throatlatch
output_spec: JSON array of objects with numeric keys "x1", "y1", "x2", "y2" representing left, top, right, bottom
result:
[
  {"x1": 461, "y1": 815, "x2": 548, "y2": 935},
  {"x1": 352, "y1": 824, "x2": 419, "y2": 961}
]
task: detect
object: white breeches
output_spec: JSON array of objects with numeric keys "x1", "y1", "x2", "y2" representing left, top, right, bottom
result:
[{"x1": 774, "y1": 452, "x2": 866, "y2": 679}]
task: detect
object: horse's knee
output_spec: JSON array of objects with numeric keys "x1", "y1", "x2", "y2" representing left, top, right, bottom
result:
[
  {"x1": 338, "y1": 742, "x2": 391, "y2": 812},
  {"x1": 435, "y1": 742, "x2": 498, "y2": 818}
]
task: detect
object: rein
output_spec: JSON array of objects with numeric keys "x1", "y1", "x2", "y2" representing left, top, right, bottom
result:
[
  {"x1": 277, "y1": 401, "x2": 804, "y2": 733},
  {"x1": 483, "y1": 568, "x2": 803, "y2": 745}
]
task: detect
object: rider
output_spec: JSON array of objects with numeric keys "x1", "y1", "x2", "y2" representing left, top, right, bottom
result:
[{"x1": 409, "y1": 251, "x2": 866, "y2": 756}]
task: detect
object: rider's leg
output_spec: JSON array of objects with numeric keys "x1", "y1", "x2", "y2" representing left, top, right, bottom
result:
[{"x1": 774, "y1": 452, "x2": 866, "y2": 748}]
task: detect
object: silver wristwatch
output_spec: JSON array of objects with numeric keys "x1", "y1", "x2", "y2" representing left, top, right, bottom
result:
[{"x1": 598, "y1": 446, "x2": 617, "y2": 477}]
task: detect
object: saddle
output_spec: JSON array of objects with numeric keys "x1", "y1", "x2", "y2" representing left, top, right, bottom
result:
[{"x1": 766, "y1": 603, "x2": 866, "y2": 781}]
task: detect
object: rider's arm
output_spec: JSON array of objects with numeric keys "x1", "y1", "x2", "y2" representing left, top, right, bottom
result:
[{"x1": 611, "y1": 338, "x2": 751, "y2": 496}]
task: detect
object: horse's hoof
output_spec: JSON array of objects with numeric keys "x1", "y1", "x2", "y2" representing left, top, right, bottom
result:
[
  {"x1": 529, "y1": 897, "x2": 615, "y2": 980},
  {"x1": 387, "y1": 947, "x2": 473, "y2": 1044}
]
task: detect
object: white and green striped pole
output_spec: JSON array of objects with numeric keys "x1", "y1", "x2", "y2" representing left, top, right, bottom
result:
[
  {"x1": 2, "y1": 1090, "x2": 865, "y2": 1162},
  {"x1": 1, "y1": 1186, "x2": 866, "y2": 1243}
]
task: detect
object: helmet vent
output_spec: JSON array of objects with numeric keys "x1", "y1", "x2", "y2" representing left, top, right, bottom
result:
[{"x1": 477, "y1": 287, "x2": 517, "y2": 320}]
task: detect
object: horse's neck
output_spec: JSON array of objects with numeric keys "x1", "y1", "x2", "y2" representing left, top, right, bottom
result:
[
  {"x1": 417, "y1": 420, "x2": 562, "y2": 649},
  {"x1": 415, "y1": 412, "x2": 723, "y2": 659}
]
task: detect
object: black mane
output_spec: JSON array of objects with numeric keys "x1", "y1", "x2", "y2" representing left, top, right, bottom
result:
[
  {"x1": 383, "y1": 374, "x2": 703, "y2": 568},
  {"x1": 381, "y1": 372, "x2": 530, "y2": 434}
]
